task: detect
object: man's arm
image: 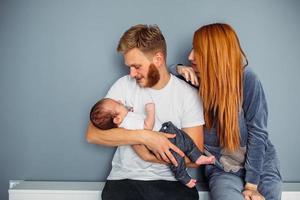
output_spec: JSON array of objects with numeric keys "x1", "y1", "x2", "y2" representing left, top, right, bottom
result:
[
  {"x1": 86, "y1": 121, "x2": 184, "y2": 165},
  {"x1": 132, "y1": 125, "x2": 204, "y2": 167},
  {"x1": 182, "y1": 125, "x2": 204, "y2": 168},
  {"x1": 131, "y1": 144, "x2": 168, "y2": 165},
  {"x1": 86, "y1": 121, "x2": 143, "y2": 146}
]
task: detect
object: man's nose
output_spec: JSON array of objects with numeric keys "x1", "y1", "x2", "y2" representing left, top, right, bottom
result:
[{"x1": 130, "y1": 68, "x2": 137, "y2": 78}]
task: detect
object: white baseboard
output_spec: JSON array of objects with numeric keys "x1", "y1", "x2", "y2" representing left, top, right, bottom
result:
[{"x1": 9, "y1": 181, "x2": 300, "y2": 200}]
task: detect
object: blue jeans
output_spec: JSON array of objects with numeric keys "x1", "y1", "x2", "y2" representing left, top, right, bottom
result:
[
  {"x1": 208, "y1": 156, "x2": 281, "y2": 200},
  {"x1": 205, "y1": 131, "x2": 282, "y2": 200}
]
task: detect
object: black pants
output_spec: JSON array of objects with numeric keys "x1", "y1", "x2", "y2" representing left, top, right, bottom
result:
[{"x1": 102, "y1": 179, "x2": 199, "y2": 200}]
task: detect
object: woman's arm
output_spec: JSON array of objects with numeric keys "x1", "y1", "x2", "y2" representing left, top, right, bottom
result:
[
  {"x1": 169, "y1": 64, "x2": 199, "y2": 86},
  {"x1": 243, "y1": 69, "x2": 269, "y2": 186}
]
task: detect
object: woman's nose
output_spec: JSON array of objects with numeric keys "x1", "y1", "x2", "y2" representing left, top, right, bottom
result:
[{"x1": 188, "y1": 49, "x2": 195, "y2": 61}]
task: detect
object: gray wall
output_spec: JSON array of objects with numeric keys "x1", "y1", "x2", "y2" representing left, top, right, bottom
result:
[{"x1": 1, "y1": 0, "x2": 299, "y2": 199}]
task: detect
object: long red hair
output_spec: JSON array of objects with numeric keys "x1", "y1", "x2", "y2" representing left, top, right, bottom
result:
[{"x1": 193, "y1": 23, "x2": 248, "y2": 152}]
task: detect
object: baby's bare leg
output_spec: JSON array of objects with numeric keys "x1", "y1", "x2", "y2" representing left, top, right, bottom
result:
[
  {"x1": 186, "y1": 179, "x2": 197, "y2": 188},
  {"x1": 195, "y1": 155, "x2": 215, "y2": 165},
  {"x1": 144, "y1": 103, "x2": 155, "y2": 130}
]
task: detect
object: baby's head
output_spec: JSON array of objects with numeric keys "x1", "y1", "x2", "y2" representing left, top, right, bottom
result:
[{"x1": 90, "y1": 98, "x2": 128, "y2": 130}]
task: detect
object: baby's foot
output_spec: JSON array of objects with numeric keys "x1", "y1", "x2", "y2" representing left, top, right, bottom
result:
[
  {"x1": 195, "y1": 155, "x2": 215, "y2": 165},
  {"x1": 186, "y1": 179, "x2": 197, "y2": 188}
]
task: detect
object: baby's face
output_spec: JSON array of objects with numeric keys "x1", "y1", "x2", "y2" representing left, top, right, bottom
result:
[{"x1": 109, "y1": 100, "x2": 128, "y2": 125}]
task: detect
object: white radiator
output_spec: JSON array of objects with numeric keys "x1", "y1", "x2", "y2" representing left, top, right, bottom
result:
[
  {"x1": 9, "y1": 181, "x2": 102, "y2": 200},
  {"x1": 9, "y1": 181, "x2": 300, "y2": 200}
]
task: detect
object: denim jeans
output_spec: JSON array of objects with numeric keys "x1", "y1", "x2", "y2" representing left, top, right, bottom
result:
[{"x1": 208, "y1": 149, "x2": 281, "y2": 200}]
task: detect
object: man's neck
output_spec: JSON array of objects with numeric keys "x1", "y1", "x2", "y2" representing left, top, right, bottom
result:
[{"x1": 151, "y1": 65, "x2": 170, "y2": 90}]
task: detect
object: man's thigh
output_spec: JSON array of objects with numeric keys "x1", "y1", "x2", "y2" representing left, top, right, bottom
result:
[
  {"x1": 209, "y1": 172, "x2": 244, "y2": 200},
  {"x1": 101, "y1": 179, "x2": 142, "y2": 200},
  {"x1": 102, "y1": 179, "x2": 198, "y2": 200}
]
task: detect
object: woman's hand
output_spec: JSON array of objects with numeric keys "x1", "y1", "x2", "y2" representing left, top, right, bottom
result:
[
  {"x1": 141, "y1": 130, "x2": 185, "y2": 167},
  {"x1": 243, "y1": 189, "x2": 265, "y2": 200},
  {"x1": 177, "y1": 65, "x2": 199, "y2": 86},
  {"x1": 243, "y1": 183, "x2": 265, "y2": 200}
]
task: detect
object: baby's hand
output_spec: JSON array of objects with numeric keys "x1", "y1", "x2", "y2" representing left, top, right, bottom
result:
[
  {"x1": 145, "y1": 103, "x2": 155, "y2": 112},
  {"x1": 186, "y1": 179, "x2": 197, "y2": 188}
]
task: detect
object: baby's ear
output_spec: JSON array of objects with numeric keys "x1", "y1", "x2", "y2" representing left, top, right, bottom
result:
[{"x1": 113, "y1": 116, "x2": 121, "y2": 125}]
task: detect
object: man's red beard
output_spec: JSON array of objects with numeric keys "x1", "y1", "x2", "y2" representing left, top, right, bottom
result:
[
  {"x1": 146, "y1": 63, "x2": 160, "y2": 87},
  {"x1": 135, "y1": 63, "x2": 160, "y2": 88}
]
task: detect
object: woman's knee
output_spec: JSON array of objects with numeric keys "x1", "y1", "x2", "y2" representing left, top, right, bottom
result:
[
  {"x1": 209, "y1": 173, "x2": 244, "y2": 200},
  {"x1": 258, "y1": 178, "x2": 282, "y2": 200}
]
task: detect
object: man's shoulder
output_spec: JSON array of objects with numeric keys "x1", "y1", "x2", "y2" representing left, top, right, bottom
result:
[
  {"x1": 111, "y1": 75, "x2": 137, "y2": 88},
  {"x1": 106, "y1": 75, "x2": 138, "y2": 99},
  {"x1": 171, "y1": 74, "x2": 198, "y2": 93},
  {"x1": 114, "y1": 75, "x2": 134, "y2": 83}
]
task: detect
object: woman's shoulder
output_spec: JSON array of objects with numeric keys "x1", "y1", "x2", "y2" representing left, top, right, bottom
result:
[
  {"x1": 243, "y1": 67, "x2": 262, "y2": 91},
  {"x1": 243, "y1": 67, "x2": 259, "y2": 83},
  {"x1": 242, "y1": 67, "x2": 266, "y2": 111}
]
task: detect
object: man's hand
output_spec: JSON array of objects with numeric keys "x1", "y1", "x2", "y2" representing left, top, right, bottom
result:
[
  {"x1": 243, "y1": 183, "x2": 265, "y2": 200},
  {"x1": 141, "y1": 130, "x2": 185, "y2": 167},
  {"x1": 132, "y1": 144, "x2": 168, "y2": 165}
]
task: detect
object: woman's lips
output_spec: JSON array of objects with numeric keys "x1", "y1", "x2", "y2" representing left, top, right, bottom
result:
[{"x1": 191, "y1": 63, "x2": 199, "y2": 72}]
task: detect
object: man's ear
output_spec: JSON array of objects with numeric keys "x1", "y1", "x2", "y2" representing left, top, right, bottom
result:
[{"x1": 153, "y1": 52, "x2": 164, "y2": 66}]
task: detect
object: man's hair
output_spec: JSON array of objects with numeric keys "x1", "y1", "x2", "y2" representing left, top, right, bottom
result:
[
  {"x1": 90, "y1": 98, "x2": 117, "y2": 130},
  {"x1": 117, "y1": 24, "x2": 167, "y2": 58}
]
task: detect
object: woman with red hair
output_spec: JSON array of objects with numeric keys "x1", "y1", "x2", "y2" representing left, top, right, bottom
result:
[{"x1": 171, "y1": 23, "x2": 282, "y2": 200}]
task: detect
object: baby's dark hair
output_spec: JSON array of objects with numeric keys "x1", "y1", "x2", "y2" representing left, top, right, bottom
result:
[{"x1": 90, "y1": 98, "x2": 118, "y2": 130}]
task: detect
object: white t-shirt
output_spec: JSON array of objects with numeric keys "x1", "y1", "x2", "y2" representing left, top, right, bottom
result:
[
  {"x1": 119, "y1": 112, "x2": 146, "y2": 130},
  {"x1": 105, "y1": 74, "x2": 204, "y2": 181}
]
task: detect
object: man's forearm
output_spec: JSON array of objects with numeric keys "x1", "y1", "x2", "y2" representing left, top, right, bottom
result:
[
  {"x1": 86, "y1": 122, "x2": 185, "y2": 166},
  {"x1": 181, "y1": 126, "x2": 204, "y2": 168},
  {"x1": 133, "y1": 143, "x2": 198, "y2": 167},
  {"x1": 86, "y1": 122, "x2": 145, "y2": 146}
]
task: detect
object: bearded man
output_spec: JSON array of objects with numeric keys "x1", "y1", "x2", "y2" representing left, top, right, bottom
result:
[{"x1": 86, "y1": 24, "x2": 204, "y2": 200}]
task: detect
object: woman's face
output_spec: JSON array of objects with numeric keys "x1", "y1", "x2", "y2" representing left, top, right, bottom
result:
[{"x1": 188, "y1": 49, "x2": 200, "y2": 77}]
